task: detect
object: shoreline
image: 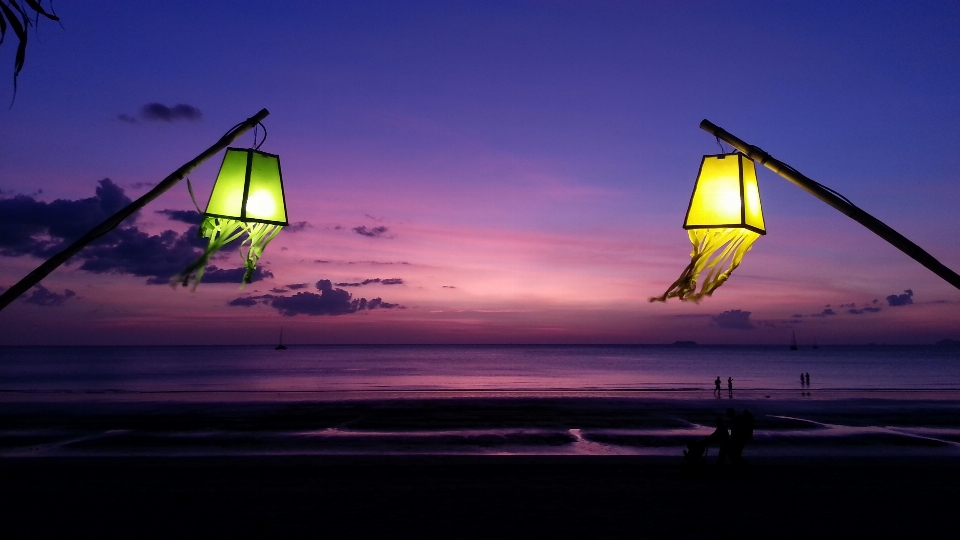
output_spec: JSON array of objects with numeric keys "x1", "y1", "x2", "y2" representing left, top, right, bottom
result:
[
  {"x1": 4, "y1": 395, "x2": 959, "y2": 459},
  {"x1": 4, "y1": 387, "x2": 960, "y2": 403}
]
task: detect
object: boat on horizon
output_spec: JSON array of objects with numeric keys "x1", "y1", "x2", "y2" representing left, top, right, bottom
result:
[
  {"x1": 275, "y1": 327, "x2": 287, "y2": 350},
  {"x1": 790, "y1": 332, "x2": 798, "y2": 351}
]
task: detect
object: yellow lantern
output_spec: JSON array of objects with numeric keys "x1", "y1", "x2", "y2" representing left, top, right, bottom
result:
[
  {"x1": 651, "y1": 153, "x2": 765, "y2": 302},
  {"x1": 175, "y1": 148, "x2": 288, "y2": 288}
]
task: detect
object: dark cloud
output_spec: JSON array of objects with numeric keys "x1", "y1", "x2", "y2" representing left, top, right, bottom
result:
[
  {"x1": 228, "y1": 278, "x2": 404, "y2": 316},
  {"x1": 201, "y1": 266, "x2": 273, "y2": 284},
  {"x1": 0, "y1": 181, "x2": 263, "y2": 286},
  {"x1": 839, "y1": 303, "x2": 856, "y2": 308},
  {"x1": 353, "y1": 225, "x2": 389, "y2": 238},
  {"x1": 286, "y1": 283, "x2": 309, "y2": 290},
  {"x1": 139, "y1": 103, "x2": 203, "y2": 122},
  {"x1": 810, "y1": 308, "x2": 836, "y2": 317},
  {"x1": 272, "y1": 292, "x2": 352, "y2": 316},
  {"x1": 887, "y1": 289, "x2": 914, "y2": 307},
  {"x1": 157, "y1": 209, "x2": 201, "y2": 224},
  {"x1": 0, "y1": 179, "x2": 134, "y2": 258},
  {"x1": 76, "y1": 226, "x2": 207, "y2": 284},
  {"x1": 443, "y1": 285, "x2": 456, "y2": 289},
  {"x1": 314, "y1": 260, "x2": 331, "y2": 264},
  {"x1": 270, "y1": 288, "x2": 287, "y2": 294},
  {"x1": 21, "y1": 285, "x2": 77, "y2": 307},
  {"x1": 849, "y1": 306, "x2": 882, "y2": 315},
  {"x1": 713, "y1": 310, "x2": 753, "y2": 330},
  {"x1": 117, "y1": 113, "x2": 138, "y2": 124},
  {"x1": 334, "y1": 278, "x2": 404, "y2": 287},
  {"x1": 285, "y1": 221, "x2": 310, "y2": 232}
]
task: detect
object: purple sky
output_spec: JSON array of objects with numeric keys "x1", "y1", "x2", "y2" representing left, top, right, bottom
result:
[{"x1": 1, "y1": 1, "x2": 958, "y2": 345}]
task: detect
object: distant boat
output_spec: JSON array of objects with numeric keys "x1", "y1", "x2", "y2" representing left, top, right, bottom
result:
[
  {"x1": 275, "y1": 327, "x2": 287, "y2": 350},
  {"x1": 790, "y1": 332, "x2": 798, "y2": 351}
]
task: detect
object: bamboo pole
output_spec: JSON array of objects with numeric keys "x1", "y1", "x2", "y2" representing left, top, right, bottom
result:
[
  {"x1": 0, "y1": 108, "x2": 271, "y2": 312},
  {"x1": 700, "y1": 119, "x2": 960, "y2": 291}
]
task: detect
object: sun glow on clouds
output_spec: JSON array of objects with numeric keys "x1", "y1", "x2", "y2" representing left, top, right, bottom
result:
[{"x1": 2, "y1": 3, "x2": 959, "y2": 345}]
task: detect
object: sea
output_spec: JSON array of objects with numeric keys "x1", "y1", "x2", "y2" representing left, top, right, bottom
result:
[
  {"x1": 1, "y1": 344, "x2": 959, "y2": 400},
  {"x1": 3, "y1": 345, "x2": 960, "y2": 458}
]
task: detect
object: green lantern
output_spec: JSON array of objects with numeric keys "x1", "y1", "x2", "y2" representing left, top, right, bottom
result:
[{"x1": 175, "y1": 148, "x2": 288, "y2": 288}]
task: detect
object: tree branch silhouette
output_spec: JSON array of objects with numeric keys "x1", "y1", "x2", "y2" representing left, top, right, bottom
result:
[{"x1": 0, "y1": 0, "x2": 60, "y2": 105}]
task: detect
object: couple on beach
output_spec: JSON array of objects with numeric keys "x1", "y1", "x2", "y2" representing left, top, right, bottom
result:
[
  {"x1": 714, "y1": 376, "x2": 733, "y2": 396},
  {"x1": 685, "y1": 408, "x2": 754, "y2": 467}
]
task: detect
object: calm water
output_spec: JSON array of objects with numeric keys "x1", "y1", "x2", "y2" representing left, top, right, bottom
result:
[{"x1": 2, "y1": 345, "x2": 959, "y2": 399}]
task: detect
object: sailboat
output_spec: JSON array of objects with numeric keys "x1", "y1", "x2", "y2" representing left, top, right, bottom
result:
[
  {"x1": 275, "y1": 326, "x2": 287, "y2": 350},
  {"x1": 789, "y1": 331, "x2": 798, "y2": 351}
]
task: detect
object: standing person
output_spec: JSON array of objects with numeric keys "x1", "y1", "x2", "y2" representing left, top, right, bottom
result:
[
  {"x1": 805, "y1": 372, "x2": 811, "y2": 385},
  {"x1": 715, "y1": 376, "x2": 722, "y2": 397},
  {"x1": 727, "y1": 408, "x2": 755, "y2": 467},
  {"x1": 707, "y1": 416, "x2": 730, "y2": 465},
  {"x1": 728, "y1": 377, "x2": 733, "y2": 392},
  {"x1": 801, "y1": 373, "x2": 806, "y2": 386}
]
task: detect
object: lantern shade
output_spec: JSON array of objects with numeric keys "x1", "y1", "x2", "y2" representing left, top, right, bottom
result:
[
  {"x1": 683, "y1": 153, "x2": 764, "y2": 235},
  {"x1": 204, "y1": 148, "x2": 288, "y2": 225}
]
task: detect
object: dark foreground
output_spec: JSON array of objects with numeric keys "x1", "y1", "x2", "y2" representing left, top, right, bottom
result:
[{"x1": 3, "y1": 455, "x2": 960, "y2": 539}]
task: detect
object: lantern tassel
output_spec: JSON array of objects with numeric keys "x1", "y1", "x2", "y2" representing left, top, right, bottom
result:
[
  {"x1": 238, "y1": 221, "x2": 283, "y2": 287},
  {"x1": 172, "y1": 217, "x2": 282, "y2": 290},
  {"x1": 650, "y1": 228, "x2": 760, "y2": 303}
]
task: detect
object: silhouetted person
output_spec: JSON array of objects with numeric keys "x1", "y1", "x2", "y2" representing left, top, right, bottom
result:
[
  {"x1": 805, "y1": 372, "x2": 811, "y2": 385},
  {"x1": 728, "y1": 377, "x2": 733, "y2": 391},
  {"x1": 727, "y1": 408, "x2": 755, "y2": 467},
  {"x1": 741, "y1": 410, "x2": 754, "y2": 440},
  {"x1": 715, "y1": 376, "x2": 722, "y2": 396},
  {"x1": 801, "y1": 373, "x2": 806, "y2": 386},
  {"x1": 707, "y1": 416, "x2": 730, "y2": 465}
]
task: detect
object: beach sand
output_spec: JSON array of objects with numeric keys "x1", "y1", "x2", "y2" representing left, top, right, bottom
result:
[
  {"x1": 4, "y1": 455, "x2": 960, "y2": 538},
  {"x1": 3, "y1": 396, "x2": 959, "y2": 538}
]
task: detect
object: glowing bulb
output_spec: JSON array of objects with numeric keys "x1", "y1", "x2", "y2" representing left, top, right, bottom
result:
[{"x1": 245, "y1": 190, "x2": 275, "y2": 219}]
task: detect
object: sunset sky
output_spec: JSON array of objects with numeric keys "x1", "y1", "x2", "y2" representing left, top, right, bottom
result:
[{"x1": 1, "y1": 1, "x2": 958, "y2": 345}]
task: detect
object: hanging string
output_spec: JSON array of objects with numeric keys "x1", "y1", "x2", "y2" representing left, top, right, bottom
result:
[{"x1": 255, "y1": 122, "x2": 267, "y2": 150}]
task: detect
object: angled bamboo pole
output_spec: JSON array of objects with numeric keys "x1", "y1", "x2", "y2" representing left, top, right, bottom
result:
[
  {"x1": 0, "y1": 108, "x2": 271, "y2": 312},
  {"x1": 700, "y1": 119, "x2": 960, "y2": 291}
]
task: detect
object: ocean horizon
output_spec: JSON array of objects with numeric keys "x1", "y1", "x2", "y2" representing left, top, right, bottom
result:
[{"x1": 3, "y1": 343, "x2": 959, "y2": 401}]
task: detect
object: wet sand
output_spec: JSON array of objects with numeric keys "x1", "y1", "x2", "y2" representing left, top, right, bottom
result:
[{"x1": 3, "y1": 396, "x2": 959, "y2": 537}]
